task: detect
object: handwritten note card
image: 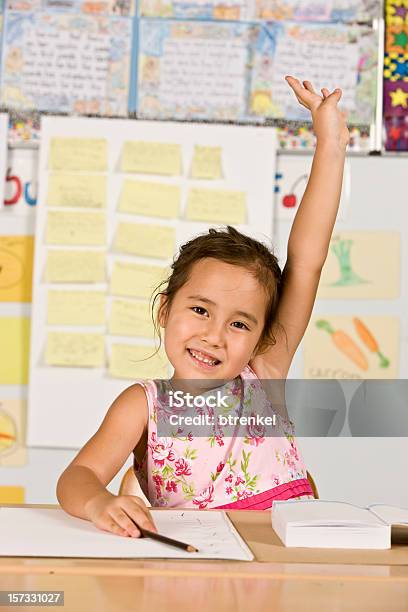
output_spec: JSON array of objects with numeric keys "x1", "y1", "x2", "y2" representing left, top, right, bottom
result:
[
  {"x1": 46, "y1": 250, "x2": 106, "y2": 283},
  {"x1": 46, "y1": 211, "x2": 106, "y2": 246},
  {"x1": 121, "y1": 141, "x2": 182, "y2": 175},
  {"x1": 249, "y1": 22, "x2": 375, "y2": 124},
  {"x1": 191, "y1": 145, "x2": 223, "y2": 179},
  {"x1": 49, "y1": 138, "x2": 107, "y2": 172},
  {"x1": 45, "y1": 332, "x2": 105, "y2": 367},
  {"x1": 47, "y1": 174, "x2": 107, "y2": 208},
  {"x1": 186, "y1": 188, "x2": 246, "y2": 224},
  {"x1": 47, "y1": 291, "x2": 106, "y2": 326},
  {"x1": 109, "y1": 344, "x2": 168, "y2": 379},
  {"x1": 1, "y1": 13, "x2": 132, "y2": 116},
  {"x1": 118, "y1": 180, "x2": 180, "y2": 218},
  {"x1": 110, "y1": 261, "x2": 167, "y2": 299},
  {"x1": 138, "y1": 20, "x2": 251, "y2": 121},
  {"x1": 109, "y1": 299, "x2": 154, "y2": 337},
  {"x1": 114, "y1": 223, "x2": 175, "y2": 259}
]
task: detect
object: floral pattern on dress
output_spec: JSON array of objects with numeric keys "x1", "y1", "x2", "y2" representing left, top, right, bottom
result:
[{"x1": 134, "y1": 368, "x2": 312, "y2": 508}]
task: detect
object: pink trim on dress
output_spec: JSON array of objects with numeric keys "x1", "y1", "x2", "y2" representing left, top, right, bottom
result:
[{"x1": 214, "y1": 478, "x2": 313, "y2": 510}]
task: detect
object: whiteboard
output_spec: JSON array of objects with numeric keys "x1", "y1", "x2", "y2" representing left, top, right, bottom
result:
[{"x1": 27, "y1": 116, "x2": 277, "y2": 448}]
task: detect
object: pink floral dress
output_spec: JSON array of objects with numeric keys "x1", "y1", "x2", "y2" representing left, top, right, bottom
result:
[{"x1": 133, "y1": 365, "x2": 313, "y2": 510}]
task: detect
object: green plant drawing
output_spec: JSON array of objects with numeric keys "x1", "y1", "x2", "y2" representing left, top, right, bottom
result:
[{"x1": 329, "y1": 239, "x2": 369, "y2": 287}]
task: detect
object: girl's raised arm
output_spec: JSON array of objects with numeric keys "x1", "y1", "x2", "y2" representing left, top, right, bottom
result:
[{"x1": 251, "y1": 76, "x2": 349, "y2": 379}]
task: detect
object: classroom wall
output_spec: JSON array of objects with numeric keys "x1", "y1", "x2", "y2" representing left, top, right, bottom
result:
[{"x1": 1, "y1": 148, "x2": 407, "y2": 506}]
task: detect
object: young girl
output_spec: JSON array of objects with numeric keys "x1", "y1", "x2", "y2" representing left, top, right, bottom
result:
[{"x1": 57, "y1": 76, "x2": 350, "y2": 538}]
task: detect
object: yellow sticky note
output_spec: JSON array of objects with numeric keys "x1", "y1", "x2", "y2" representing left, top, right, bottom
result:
[
  {"x1": 0, "y1": 318, "x2": 30, "y2": 385},
  {"x1": 0, "y1": 399, "x2": 27, "y2": 467},
  {"x1": 191, "y1": 146, "x2": 223, "y2": 179},
  {"x1": 47, "y1": 291, "x2": 106, "y2": 326},
  {"x1": 118, "y1": 180, "x2": 180, "y2": 218},
  {"x1": 114, "y1": 223, "x2": 175, "y2": 259},
  {"x1": 0, "y1": 236, "x2": 34, "y2": 302},
  {"x1": 46, "y1": 211, "x2": 106, "y2": 246},
  {"x1": 109, "y1": 299, "x2": 155, "y2": 337},
  {"x1": 45, "y1": 332, "x2": 105, "y2": 367},
  {"x1": 46, "y1": 250, "x2": 105, "y2": 283},
  {"x1": 110, "y1": 261, "x2": 167, "y2": 299},
  {"x1": 109, "y1": 344, "x2": 168, "y2": 379},
  {"x1": 49, "y1": 138, "x2": 107, "y2": 171},
  {"x1": 121, "y1": 141, "x2": 182, "y2": 175},
  {"x1": 0, "y1": 486, "x2": 25, "y2": 504},
  {"x1": 47, "y1": 173, "x2": 107, "y2": 208},
  {"x1": 186, "y1": 188, "x2": 246, "y2": 224}
]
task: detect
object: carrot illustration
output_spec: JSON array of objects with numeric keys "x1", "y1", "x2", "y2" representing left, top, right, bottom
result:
[
  {"x1": 316, "y1": 319, "x2": 369, "y2": 371},
  {"x1": 353, "y1": 317, "x2": 390, "y2": 368}
]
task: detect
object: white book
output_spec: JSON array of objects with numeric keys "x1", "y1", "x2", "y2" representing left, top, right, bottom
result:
[{"x1": 272, "y1": 500, "x2": 393, "y2": 549}]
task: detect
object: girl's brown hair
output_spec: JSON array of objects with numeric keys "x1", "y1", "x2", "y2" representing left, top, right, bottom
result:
[{"x1": 150, "y1": 225, "x2": 283, "y2": 357}]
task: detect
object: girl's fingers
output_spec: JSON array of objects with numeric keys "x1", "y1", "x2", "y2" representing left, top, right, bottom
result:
[
  {"x1": 321, "y1": 87, "x2": 330, "y2": 98},
  {"x1": 110, "y1": 509, "x2": 141, "y2": 537},
  {"x1": 103, "y1": 519, "x2": 129, "y2": 537},
  {"x1": 285, "y1": 76, "x2": 322, "y2": 109},
  {"x1": 115, "y1": 496, "x2": 158, "y2": 533},
  {"x1": 326, "y1": 88, "x2": 343, "y2": 103},
  {"x1": 303, "y1": 80, "x2": 316, "y2": 94}
]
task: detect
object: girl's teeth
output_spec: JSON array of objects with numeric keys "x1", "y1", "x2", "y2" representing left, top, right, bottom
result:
[{"x1": 190, "y1": 350, "x2": 216, "y2": 365}]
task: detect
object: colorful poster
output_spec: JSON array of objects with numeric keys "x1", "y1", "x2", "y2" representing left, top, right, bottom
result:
[
  {"x1": 255, "y1": 0, "x2": 382, "y2": 22},
  {"x1": 0, "y1": 12, "x2": 132, "y2": 115},
  {"x1": 304, "y1": 315, "x2": 399, "y2": 379},
  {"x1": 0, "y1": 236, "x2": 34, "y2": 302},
  {"x1": 250, "y1": 22, "x2": 378, "y2": 125},
  {"x1": 139, "y1": 0, "x2": 251, "y2": 19},
  {"x1": 0, "y1": 399, "x2": 27, "y2": 467},
  {"x1": 6, "y1": 0, "x2": 133, "y2": 16},
  {"x1": 318, "y1": 232, "x2": 400, "y2": 300},
  {"x1": 137, "y1": 19, "x2": 254, "y2": 121},
  {"x1": 138, "y1": 0, "x2": 381, "y2": 21},
  {"x1": 0, "y1": 317, "x2": 30, "y2": 384}
]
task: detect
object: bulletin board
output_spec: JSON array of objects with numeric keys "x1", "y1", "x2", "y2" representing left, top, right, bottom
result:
[
  {"x1": 26, "y1": 115, "x2": 278, "y2": 449},
  {"x1": 137, "y1": 18, "x2": 379, "y2": 126}
]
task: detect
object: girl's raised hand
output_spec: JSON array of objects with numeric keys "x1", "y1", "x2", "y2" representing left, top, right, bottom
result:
[
  {"x1": 285, "y1": 75, "x2": 350, "y2": 149},
  {"x1": 85, "y1": 490, "x2": 157, "y2": 537}
]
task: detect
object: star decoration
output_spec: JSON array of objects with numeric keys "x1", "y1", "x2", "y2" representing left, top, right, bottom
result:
[
  {"x1": 394, "y1": 31, "x2": 408, "y2": 48},
  {"x1": 389, "y1": 87, "x2": 408, "y2": 107}
]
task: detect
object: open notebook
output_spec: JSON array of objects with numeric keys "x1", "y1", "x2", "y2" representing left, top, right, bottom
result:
[
  {"x1": 0, "y1": 508, "x2": 254, "y2": 561},
  {"x1": 272, "y1": 500, "x2": 408, "y2": 549}
]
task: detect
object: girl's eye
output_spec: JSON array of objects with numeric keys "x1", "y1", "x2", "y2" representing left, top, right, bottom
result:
[
  {"x1": 232, "y1": 321, "x2": 249, "y2": 331},
  {"x1": 191, "y1": 306, "x2": 208, "y2": 316}
]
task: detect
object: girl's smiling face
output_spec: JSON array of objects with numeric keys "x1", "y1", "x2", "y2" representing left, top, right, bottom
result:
[{"x1": 159, "y1": 258, "x2": 268, "y2": 381}]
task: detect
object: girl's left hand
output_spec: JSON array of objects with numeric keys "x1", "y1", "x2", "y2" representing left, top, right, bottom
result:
[{"x1": 285, "y1": 75, "x2": 350, "y2": 149}]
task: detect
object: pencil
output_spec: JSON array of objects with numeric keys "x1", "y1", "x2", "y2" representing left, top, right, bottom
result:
[{"x1": 127, "y1": 516, "x2": 199, "y2": 553}]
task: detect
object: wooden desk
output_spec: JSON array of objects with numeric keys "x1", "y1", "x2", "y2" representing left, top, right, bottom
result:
[{"x1": 1, "y1": 505, "x2": 408, "y2": 612}]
